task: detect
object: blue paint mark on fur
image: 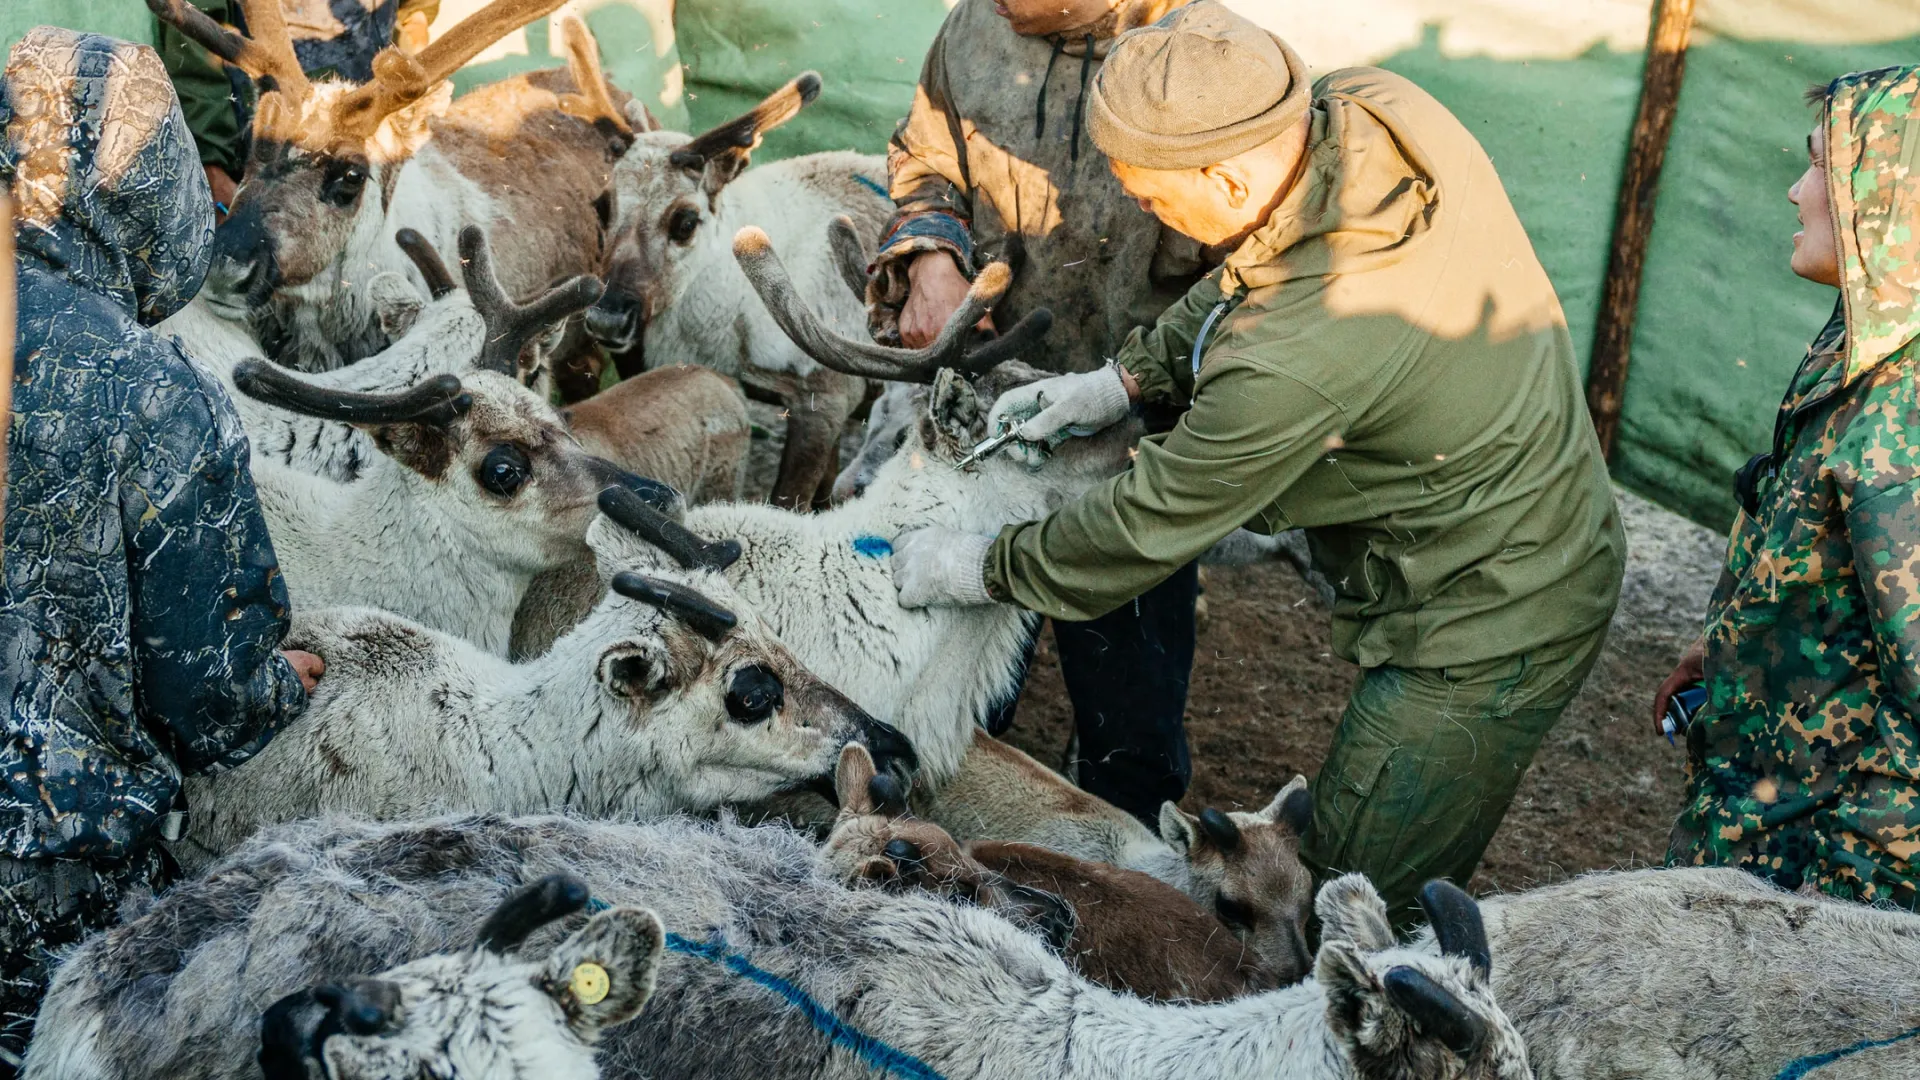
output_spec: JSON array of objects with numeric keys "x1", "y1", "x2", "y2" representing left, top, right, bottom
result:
[
  {"x1": 852, "y1": 535, "x2": 894, "y2": 559},
  {"x1": 585, "y1": 899, "x2": 945, "y2": 1079},
  {"x1": 1773, "y1": 1025, "x2": 1920, "y2": 1079}
]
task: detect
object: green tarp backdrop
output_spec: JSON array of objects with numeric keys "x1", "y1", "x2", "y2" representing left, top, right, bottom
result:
[{"x1": 4, "y1": 0, "x2": 1919, "y2": 532}]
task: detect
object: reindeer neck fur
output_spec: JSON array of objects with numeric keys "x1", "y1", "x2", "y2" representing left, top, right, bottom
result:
[
  {"x1": 647, "y1": 152, "x2": 887, "y2": 380},
  {"x1": 681, "y1": 447, "x2": 1044, "y2": 783},
  {"x1": 253, "y1": 456, "x2": 540, "y2": 655},
  {"x1": 181, "y1": 606, "x2": 680, "y2": 867}
]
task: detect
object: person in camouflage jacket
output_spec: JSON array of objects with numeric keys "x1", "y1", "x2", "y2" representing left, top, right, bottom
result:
[
  {"x1": 1667, "y1": 65, "x2": 1920, "y2": 908},
  {"x1": 0, "y1": 28, "x2": 314, "y2": 1068}
]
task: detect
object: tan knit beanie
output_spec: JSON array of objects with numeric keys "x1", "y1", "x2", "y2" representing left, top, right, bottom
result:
[{"x1": 1087, "y1": 0, "x2": 1311, "y2": 170}]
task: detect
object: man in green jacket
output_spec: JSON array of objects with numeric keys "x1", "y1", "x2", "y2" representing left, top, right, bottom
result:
[{"x1": 891, "y1": 0, "x2": 1625, "y2": 921}]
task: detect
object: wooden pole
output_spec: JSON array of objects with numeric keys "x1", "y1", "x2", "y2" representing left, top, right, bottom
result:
[{"x1": 1586, "y1": 0, "x2": 1697, "y2": 460}]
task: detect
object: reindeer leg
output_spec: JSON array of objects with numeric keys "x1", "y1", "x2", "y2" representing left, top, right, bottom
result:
[{"x1": 769, "y1": 366, "x2": 861, "y2": 512}]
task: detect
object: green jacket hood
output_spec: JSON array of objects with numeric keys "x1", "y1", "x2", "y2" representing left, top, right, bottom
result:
[{"x1": 1828, "y1": 64, "x2": 1920, "y2": 385}]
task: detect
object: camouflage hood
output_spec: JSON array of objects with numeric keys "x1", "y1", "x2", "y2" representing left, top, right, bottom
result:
[
  {"x1": 1827, "y1": 64, "x2": 1920, "y2": 385},
  {"x1": 0, "y1": 27, "x2": 213, "y2": 326}
]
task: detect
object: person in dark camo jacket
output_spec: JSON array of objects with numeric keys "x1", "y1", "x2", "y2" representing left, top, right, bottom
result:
[
  {"x1": 0, "y1": 28, "x2": 318, "y2": 1070},
  {"x1": 1664, "y1": 65, "x2": 1920, "y2": 908}
]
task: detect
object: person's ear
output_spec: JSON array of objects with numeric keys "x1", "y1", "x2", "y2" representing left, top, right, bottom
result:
[{"x1": 1202, "y1": 162, "x2": 1251, "y2": 210}]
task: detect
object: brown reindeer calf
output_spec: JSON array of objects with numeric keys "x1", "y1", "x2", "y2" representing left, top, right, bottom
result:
[{"x1": 826, "y1": 746, "x2": 1284, "y2": 1003}]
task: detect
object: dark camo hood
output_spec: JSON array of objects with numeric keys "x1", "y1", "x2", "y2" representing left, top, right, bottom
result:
[
  {"x1": 1826, "y1": 64, "x2": 1920, "y2": 384},
  {"x1": 0, "y1": 27, "x2": 212, "y2": 326}
]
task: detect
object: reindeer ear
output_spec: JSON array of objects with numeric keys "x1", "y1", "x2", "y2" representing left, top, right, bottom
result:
[
  {"x1": 369, "y1": 271, "x2": 426, "y2": 338},
  {"x1": 596, "y1": 639, "x2": 672, "y2": 699},
  {"x1": 1257, "y1": 775, "x2": 1313, "y2": 835},
  {"x1": 1000, "y1": 881, "x2": 1077, "y2": 954},
  {"x1": 369, "y1": 81, "x2": 453, "y2": 163},
  {"x1": 1314, "y1": 874, "x2": 1396, "y2": 953},
  {"x1": 1315, "y1": 938, "x2": 1382, "y2": 1046},
  {"x1": 371, "y1": 422, "x2": 456, "y2": 480},
  {"x1": 924, "y1": 368, "x2": 987, "y2": 448},
  {"x1": 542, "y1": 906, "x2": 665, "y2": 1041},
  {"x1": 834, "y1": 743, "x2": 879, "y2": 816},
  {"x1": 1158, "y1": 802, "x2": 1199, "y2": 856}
]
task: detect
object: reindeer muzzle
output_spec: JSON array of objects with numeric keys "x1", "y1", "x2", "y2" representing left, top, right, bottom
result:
[
  {"x1": 584, "y1": 289, "x2": 643, "y2": 351},
  {"x1": 206, "y1": 200, "x2": 278, "y2": 311}
]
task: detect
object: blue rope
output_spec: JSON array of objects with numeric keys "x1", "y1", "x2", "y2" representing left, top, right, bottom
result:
[
  {"x1": 854, "y1": 174, "x2": 890, "y2": 200},
  {"x1": 1773, "y1": 1025, "x2": 1920, "y2": 1079},
  {"x1": 585, "y1": 899, "x2": 945, "y2": 1079}
]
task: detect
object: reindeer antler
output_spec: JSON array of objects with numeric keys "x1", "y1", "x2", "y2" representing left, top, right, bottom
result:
[
  {"x1": 597, "y1": 486, "x2": 741, "y2": 572},
  {"x1": 331, "y1": 0, "x2": 570, "y2": 141},
  {"x1": 733, "y1": 227, "x2": 1052, "y2": 383},
  {"x1": 233, "y1": 362, "x2": 472, "y2": 427},
  {"x1": 394, "y1": 229, "x2": 457, "y2": 300},
  {"x1": 456, "y1": 226, "x2": 603, "y2": 377},
  {"x1": 827, "y1": 215, "x2": 874, "y2": 301},
  {"x1": 669, "y1": 72, "x2": 822, "y2": 174},
  {"x1": 610, "y1": 572, "x2": 739, "y2": 643},
  {"x1": 146, "y1": 0, "x2": 312, "y2": 104},
  {"x1": 556, "y1": 15, "x2": 634, "y2": 144}
]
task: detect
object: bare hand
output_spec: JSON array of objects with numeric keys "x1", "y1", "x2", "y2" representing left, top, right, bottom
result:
[
  {"x1": 283, "y1": 649, "x2": 325, "y2": 694},
  {"x1": 1651, "y1": 637, "x2": 1706, "y2": 736},
  {"x1": 205, "y1": 165, "x2": 238, "y2": 223},
  {"x1": 900, "y1": 252, "x2": 994, "y2": 349}
]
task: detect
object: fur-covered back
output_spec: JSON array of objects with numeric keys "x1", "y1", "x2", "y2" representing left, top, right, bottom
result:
[
  {"x1": 29, "y1": 814, "x2": 1046, "y2": 1080},
  {"x1": 31, "y1": 813, "x2": 1529, "y2": 1080}
]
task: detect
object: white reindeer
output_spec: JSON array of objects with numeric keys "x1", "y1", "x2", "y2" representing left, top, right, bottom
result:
[
  {"x1": 29, "y1": 813, "x2": 1528, "y2": 1080},
  {"x1": 147, "y1": 0, "x2": 633, "y2": 381},
  {"x1": 231, "y1": 356, "x2": 672, "y2": 657},
  {"x1": 255, "y1": 875, "x2": 660, "y2": 1080},
  {"x1": 583, "y1": 76, "x2": 892, "y2": 508},
  {"x1": 174, "y1": 500, "x2": 916, "y2": 866}
]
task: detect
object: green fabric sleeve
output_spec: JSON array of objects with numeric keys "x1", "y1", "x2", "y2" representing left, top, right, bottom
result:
[
  {"x1": 1113, "y1": 271, "x2": 1226, "y2": 407},
  {"x1": 1847, "y1": 477, "x2": 1920, "y2": 718},
  {"x1": 983, "y1": 352, "x2": 1345, "y2": 620},
  {"x1": 154, "y1": 1, "x2": 246, "y2": 175}
]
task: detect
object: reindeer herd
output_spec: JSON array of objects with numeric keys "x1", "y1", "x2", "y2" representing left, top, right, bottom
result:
[{"x1": 18, "y1": 1, "x2": 1920, "y2": 1077}]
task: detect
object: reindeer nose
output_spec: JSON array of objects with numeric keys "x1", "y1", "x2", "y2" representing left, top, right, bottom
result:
[
  {"x1": 884, "y1": 838, "x2": 923, "y2": 868},
  {"x1": 585, "y1": 293, "x2": 640, "y2": 349},
  {"x1": 855, "y1": 714, "x2": 918, "y2": 782}
]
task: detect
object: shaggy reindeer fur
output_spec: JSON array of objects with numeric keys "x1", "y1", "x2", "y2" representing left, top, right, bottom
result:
[
  {"x1": 825, "y1": 745, "x2": 1283, "y2": 1000},
  {"x1": 245, "y1": 367, "x2": 652, "y2": 655},
  {"x1": 596, "y1": 364, "x2": 1138, "y2": 787},
  {"x1": 174, "y1": 525, "x2": 912, "y2": 865},
  {"x1": 28, "y1": 814, "x2": 1529, "y2": 1080},
  {"x1": 1418, "y1": 867, "x2": 1920, "y2": 1079},
  {"x1": 587, "y1": 75, "x2": 891, "y2": 508},
  {"x1": 257, "y1": 876, "x2": 661, "y2": 1080}
]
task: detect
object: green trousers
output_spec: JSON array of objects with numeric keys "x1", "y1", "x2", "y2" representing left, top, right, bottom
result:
[{"x1": 1300, "y1": 628, "x2": 1607, "y2": 927}]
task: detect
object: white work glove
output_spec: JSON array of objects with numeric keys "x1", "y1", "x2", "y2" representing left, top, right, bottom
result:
[
  {"x1": 989, "y1": 363, "x2": 1133, "y2": 463},
  {"x1": 891, "y1": 527, "x2": 996, "y2": 608}
]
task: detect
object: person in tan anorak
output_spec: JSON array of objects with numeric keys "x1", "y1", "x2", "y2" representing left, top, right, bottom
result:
[
  {"x1": 1659, "y1": 66, "x2": 1920, "y2": 908},
  {"x1": 890, "y1": 0, "x2": 1625, "y2": 923},
  {"x1": 873, "y1": 0, "x2": 1220, "y2": 826}
]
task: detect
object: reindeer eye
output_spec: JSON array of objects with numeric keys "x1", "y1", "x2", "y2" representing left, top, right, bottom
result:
[
  {"x1": 322, "y1": 159, "x2": 369, "y2": 206},
  {"x1": 1214, "y1": 894, "x2": 1257, "y2": 933},
  {"x1": 477, "y1": 445, "x2": 531, "y2": 497},
  {"x1": 667, "y1": 206, "x2": 701, "y2": 245},
  {"x1": 725, "y1": 664, "x2": 783, "y2": 725}
]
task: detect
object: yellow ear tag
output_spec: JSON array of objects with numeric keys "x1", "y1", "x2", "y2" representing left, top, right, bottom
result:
[{"x1": 569, "y1": 962, "x2": 610, "y2": 1006}]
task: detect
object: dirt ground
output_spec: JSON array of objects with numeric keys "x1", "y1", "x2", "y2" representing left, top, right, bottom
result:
[{"x1": 748, "y1": 403, "x2": 1722, "y2": 896}]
